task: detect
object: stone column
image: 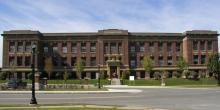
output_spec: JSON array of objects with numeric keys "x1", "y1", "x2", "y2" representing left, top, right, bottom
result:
[
  {"x1": 136, "y1": 71, "x2": 140, "y2": 79},
  {"x1": 117, "y1": 66, "x2": 120, "y2": 78}
]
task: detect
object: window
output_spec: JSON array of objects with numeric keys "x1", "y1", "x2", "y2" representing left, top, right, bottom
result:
[
  {"x1": 91, "y1": 57, "x2": 96, "y2": 66},
  {"x1": 193, "y1": 41, "x2": 198, "y2": 50},
  {"x1": 62, "y1": 43, "x2": 67, "y2": 53},
  {"x1": 81, "y1": 57, "x2": 86, "y2": 66},
  {"x1": 130, "y1": 60, "x2": 136, "y2": 68},
  {"x1": 52, "y1": 56, "x2": 59, "y2": 66},
  {"x1": 104, "y1": 57, "x2": 108, "y2": 65},
  {"x1": 193, "y1": 55, "x2": 198, "y2": 64},
  {"x1": 176, "y1": 42, "x2": 181, "y2": 52},
  {"x1": 17, "y1": 56, "x2": 22, "y2": 66},
  {"x1": 167, "y1": 56, "x2": 172, "y2": 65},
  {"x1": 149, "y1": 42, "x2": 154, "y2": 53},
  {"x1": 25, "y1": 42, "x2": 31, "y2": 52},
  {"x1": 90, "y1": 43, "x2": 96, "y2": 52},
  {"x1": 9, "y1": 56, "x2": 15, "y2": 66},
  {"x1": 52, "y1": 43, "x2": 58, "y2": 52},
  {"x1": 158, "y1": 42, "x2": 163, "y2": 52},
  {"x1": 71, "y1": 57, "x2": 76, "y2": 66},
  {"x1": 200, "y1": 41, "x2": 205, "y2": 50},
  {"x1": 71, "y1": 43, "x2": 77, "y2": 53},
  {"x1": 140, "y1": 57, "x2": 144, "y2": 66},
  {"x1": 44, "y1": 47, "x2": 49, "y2": 53},
  {"x1": 25, "y1": 56, "x2": 31, "y2": 66},
  {"x1": 62, "y1": 57, "x2": 67, "y2": 66},
  {"x1": 201, "y1": 55, "x2": 206, "y2": 64},
  {"x1": 81, "y1": 43, "x2": 86, "y2": 52},
  {"x1": 17, "y1": 42, "x2": 23, "y2": 52},
  {"x1": 208, "y1": 41, "x2": 212, "y2": 50},
  {"x1": 130, "y1": 46, "x2": 135, "y2": 53},
  {"x1": 167, "y1": 42, "x2": 172, "y2": 52},
  {"x1": 140, "y1": 42, "x2": 145, "y2": 52},
  {"x1": 9, "y1": 42, "x2": 15, "y2": 53},
  {"x1": 104, "y1": 43, "x2": 108, "y2": 54},
  {"x1": 159, "y1": 56, "x2": 164, "y2": 66},
  {"x1": 118, "y1": 43, "x2": 122, "y2": 54},
  {"x1": 110, "y1": 43, "x2": 117, "y2": 54}
]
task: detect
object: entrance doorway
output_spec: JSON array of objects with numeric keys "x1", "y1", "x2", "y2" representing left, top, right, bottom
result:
[{"x1": 110, "y1": 66, "x2": 118, "y2": 78}]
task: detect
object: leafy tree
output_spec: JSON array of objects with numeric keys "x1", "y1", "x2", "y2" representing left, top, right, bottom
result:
[
  {"x1": 75, "y1": 58, "x2": 85, "y2": 79},
  {"x1": 176, "y1": 56, "x2": 188, "y2": 78},
  {"x1": 207, "y1": 52, "x2": 220, "y2": 85},
  {"x1": 44, "y1": 57, "x2": 53, "y2": 80},
  {"x1": 142, "y1": 56, "x2": 153, "y2": 79}
]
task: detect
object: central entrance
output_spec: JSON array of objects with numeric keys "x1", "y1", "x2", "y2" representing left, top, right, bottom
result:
[{"x1": 110, "y1": 66, "x2": 118, "y2": 78}]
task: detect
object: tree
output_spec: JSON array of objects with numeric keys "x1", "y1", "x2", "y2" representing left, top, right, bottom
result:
[
  {"x1": 142, "y1": 56, "x2": 153, "y2": 79},
  {"x1": 44, "y1": 57, "x2": 53, "y2": 80},
  {"x1": 207, "y1": 52, "x2": 220, "y2": 86},
  {"x1": 75, "y1": 58, "x2": 85, "y2": 79},
  {"x1": 176, "y1": 56, "x2": 188, "y2": 78}
]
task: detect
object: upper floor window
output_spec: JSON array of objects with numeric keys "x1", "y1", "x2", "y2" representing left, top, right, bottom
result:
[
  {"x1": 130, "y1": 60, "x2": 136, "y2": 68},
  {"x1": 44, "y1": 47, "x2": 49, "y2": 53},
  {"x1": 139, "y1": 42, "x2": 145, "y2": 52},
  {"x1": 176, "y1": 42, "x2": 181, "y2": 52},
  {"x1": 104, "y1": 43, "x2": 108, "y2": 54},
  {"x1": 71, "y1": 57, "x2": 76, "y2": 66},
  {"x1": 158, "y1": 42, "x2": 163, "y2": 52},
  {"x1": 149, "y1": 42, "x2": 154, "y2": 53},
  {"x1": 200, "y1": 41, "x2": 205, "y2": 50},
  {"x1": 71, "y1": 43, "x2": 77, "y2": 53},
  {"x1": 110, "y1": 43, "x2": 117, "y2": 54},
  {"x1": 52, "y1": 43, "x2": 58, "y2": 53},
  {"x1": 62, "y1": 57, "x2": 67, "y2": 66},
  {"x1": 201, "y1": 55, "x2": 206, "y2": 64},
  {"x1": 118, "y1": 43, "x2": 122, "y2": 54},
  {"x1": 17, "y1": 42, "x2": 23, "y2": 52},
  {"x1": 81, "y1": 43, "x2": 86, "y2": 52},
  {"x1": 167, "y1": 56, "x2": 172, "y2": 65},
  {"x1": 90, "y1": 43, "x2": 96, "y2": 52},
  {"x1": 9, "y1": 56, "x2": 15, "y2": 66},
  {"x1": 193, "y1": 55, "x2": 198, "y2": 64},
  {"x1": 193, "y1": 41, "x2": 198, "y2": 50},
  {"x1": 25, "y1": 42, "x2": 31, "y2": 52},
  {"x1": 25, "y1": 56, "x2": 31, "y2": 66},
  {"x1": 167, "y1": 42, "x2": 172, "y2": 52},
  {"x1": 9, "y1": 42, "x2": 15, "y2": 53},
  {"x1": 62, "y1": 43, "x2": 67, "y2": 53},
  {"x1": 207, "y1": 41, "x2": 212, "y2": 50},
  {"x1": 158, "y1": 56, "x2": 164, "y2": 66},
  {"x1": 91, "y1": 57, "x2": 96, "y2": 66}
]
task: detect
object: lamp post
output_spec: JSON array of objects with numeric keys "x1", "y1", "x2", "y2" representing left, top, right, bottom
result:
[
  {"x1": 30, "y1": 44, "x2": 37, "y2": 104},
  {"x1": 98, "y1": 64, "x2": 101, "y2": 89}
]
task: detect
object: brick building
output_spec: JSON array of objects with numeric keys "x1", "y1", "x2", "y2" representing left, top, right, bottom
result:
[{"x1": 1, "y1": 29, "x2": 218, "y2": 80}]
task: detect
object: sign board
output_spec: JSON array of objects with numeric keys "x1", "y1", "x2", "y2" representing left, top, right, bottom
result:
[{"x1": 129, "y1": 76, "x2": 134, "y2": 80}]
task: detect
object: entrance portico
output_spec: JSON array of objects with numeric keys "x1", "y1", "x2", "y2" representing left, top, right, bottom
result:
[{"x1": 106, "y1": 54, "x2": 122, "y2": 79}]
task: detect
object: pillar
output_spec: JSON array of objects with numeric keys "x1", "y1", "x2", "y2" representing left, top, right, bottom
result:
[
  {"x1": 22, "y1": 72, "x2": 26, "y2": 80},
  {"x1": 117, "y1": 66, "x2": 120, "y2": 78}
]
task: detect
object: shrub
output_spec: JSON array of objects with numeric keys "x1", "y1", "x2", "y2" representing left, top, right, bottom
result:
[
  {"x1": 154, "y1": 72, "x2": 161, "y2": 80},
  {"x1": 0, "y1": 72, "x2": 7, "y2": 80}
]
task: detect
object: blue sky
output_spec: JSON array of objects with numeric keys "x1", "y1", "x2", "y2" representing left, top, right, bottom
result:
[{"x1": 0, "y1": 0, "x2": 220, "y2": 67}]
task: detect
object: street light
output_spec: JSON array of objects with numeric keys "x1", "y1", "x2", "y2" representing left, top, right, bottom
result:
[
  {"x1": 98, "y1": 64, "x2": 101, "y2": 89},
  {"x1": 30, "y1": 43, "x2": 37, "y2": 104}
]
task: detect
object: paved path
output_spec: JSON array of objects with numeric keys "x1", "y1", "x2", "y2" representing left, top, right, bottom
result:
[{"x1": 0, "y1": 87, "x2": 220, "y2": 110}]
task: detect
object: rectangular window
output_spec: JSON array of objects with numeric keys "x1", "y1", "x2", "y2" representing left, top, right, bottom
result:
[
  {"x1": 110, "y1": 43, "x2": 117, "y2": 54},
  {"x1": 62, "y1": 57, "x2": 67, "y2": 66},
  {"x1": 118, "y1": 43, "x2": 122, "y2": 54},
  {"x1": 149, "y1": 42, "x2": 154, "y2": 54},
  {"x1": 167, "y1": 42, "x2": 172, "y2": 52},
  {"x1": 200, "y1": 41, "x2": 205, "y2": 50},
  {"x1": 25, "y1": 56, "x2": 31, "y2": 66},
  {"x1": 90, "y1": 43, "x2": 96, "y2": 52},
  {"x1": 193, "y1": 55, "x2": 198, "y2": 64},
  {"x1": 81, "y1": 43, "x2": 86, "y2": 52},
  {"x1": 104, "y1": 43, "x2": 108, "y2": 54},
  {"x1": 71, "y1": 43, "x2": 77, "y2": 53},
  {"x1": 158, "y1": 42, "x2": 163, "y2": 52},
  {"x1": 159, "y1": 56, "x2": 164, "y2": 66},
  {"x1": 91, "y1": 57, "x2": 96, "y2": 66},
  {"x1": 9, "y1": 56, "x2": 15, "y2": 66},
  {"x1": 9, "y1": 42, "x2": 15, "y2": 53},
  {"x1": 62, "y1": 43, "x2": 67, "y2": 53},
  {"x1": 17, "y1": 56, "x2": 22, "y2": 66},
  {"x1": 81, "y1": 57, "x2": 86, "y2": 66},
  {"x1": 52, "y1": 56, "x2": 58, "y2": 66},
  {"x1": 140, "y1": 57, "x2": 144, "y2": 67},
  {"x1": 167, "y1": 56, "x2": 172, "y2": 65},
  {"x1": 130, "y1": 60, "x2": 136, "y2": 68},
  {"x1": 193, "y1": 41, "x2": 198, "y2": 50},
  {"x1": 208, "y1": 41, "x2": 212, "y2": 50},
  {"x1": 52, "y1": 43, "x2": 58, "y2": 53},
  {"x1": 140, "y1": 42, "x2": 145, "y2": 52},
  {"x1": 201, "y1": 55, "x2": 206, "y2": 64},
  {"x1": 17, "y1": 42, "x2": 23, "y2": 52},
  {"x1": 25, "y1": 42, "x2": 31, "y2": 52},
  {"x1": 44, "y1": 47, "x2": 49, "y2": 53},
  {"x1": 130, "y1": 46, "x2": 135, "y2": 53},
  {"x1": 176, "y1": 42, "x2": 181, "y2": 52},
  {"x1": 71, "y1": 57, "x2": 76, "y2": 66}
]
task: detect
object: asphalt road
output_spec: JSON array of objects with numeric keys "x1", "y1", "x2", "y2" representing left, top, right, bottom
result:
[{"x1": 0, "y1": 87, "x2": 220, "y2": 110}]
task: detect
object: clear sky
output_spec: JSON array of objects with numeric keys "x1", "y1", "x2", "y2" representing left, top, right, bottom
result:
[{"x1": 0, "y1": 0, "x2": 220, "y2": 67}]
